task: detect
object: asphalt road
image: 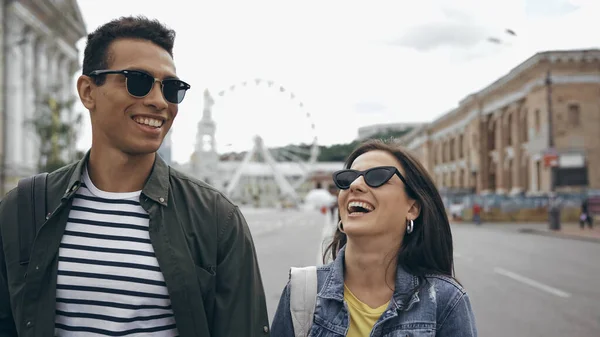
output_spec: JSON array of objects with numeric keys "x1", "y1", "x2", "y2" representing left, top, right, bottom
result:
[
  {"x1": 242, "y1": 208, "x2": 600, "y2": 337},
  {"x1": 452, "y1": 223, "x2": 600, "y2": 337}
]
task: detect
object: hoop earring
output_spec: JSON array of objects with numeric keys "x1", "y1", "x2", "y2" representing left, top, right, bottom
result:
[
  {"x1": 406, "y1": 219, "x2": 414, "y2": 234},
  {"x1": 338, "y1": 220, "x2": 345, "y2": 233}
]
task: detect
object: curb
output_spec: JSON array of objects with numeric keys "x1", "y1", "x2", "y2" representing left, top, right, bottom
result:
[{"x1": 518, "y1": 228, "x2": 600, "y2": 244}]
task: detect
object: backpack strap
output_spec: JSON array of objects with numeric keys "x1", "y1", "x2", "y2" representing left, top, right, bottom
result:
[
  {"x1": 17, "y1": 173, "x2": 48, "y2": 265},
  {"x1": 289, "y1": 266, "x2": 318, "y2": 337}
]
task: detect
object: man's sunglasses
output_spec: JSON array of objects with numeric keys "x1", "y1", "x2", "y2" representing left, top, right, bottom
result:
[
  {"x1": 332, "y1": 166, "x2": 409, "y2": 190},
  {"x1": 88, "y1": 69, "x2": 191, "y2": 104}
]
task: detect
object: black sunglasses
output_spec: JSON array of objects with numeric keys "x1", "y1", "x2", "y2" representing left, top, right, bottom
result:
[
  {"x1": 332, "y1": 166, "x2": 409, "y2": 190},
  {"x1": 88, "y1": 69, "x2": 191, "y2": 104}
]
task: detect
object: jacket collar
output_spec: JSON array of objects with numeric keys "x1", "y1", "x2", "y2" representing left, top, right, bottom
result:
[
  {"x1": 63, "y1": 150, "x2": 170, "y2": 206},
  {"x1": 318, "y1": 245, "x2": 421, "y2": 311}
]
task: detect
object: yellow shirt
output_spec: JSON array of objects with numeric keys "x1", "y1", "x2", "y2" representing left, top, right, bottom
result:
[{"x1": 344, "y1": 284, "x2": 390, "y2": 337}]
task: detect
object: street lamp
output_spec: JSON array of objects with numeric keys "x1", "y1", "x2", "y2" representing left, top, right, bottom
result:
[{"x1": 545, "y1": 67, "x2": 561, "y2": 231}]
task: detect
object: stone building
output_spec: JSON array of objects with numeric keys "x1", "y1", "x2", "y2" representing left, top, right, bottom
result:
[
  {"x1": 1, "y1": 0, "x2": 86, "y2": 194},
  {"x1": 398, "y1": 49, "x2": 600, "y2": 196}
]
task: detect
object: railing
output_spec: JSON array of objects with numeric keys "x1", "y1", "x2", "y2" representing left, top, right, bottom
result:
[{"x1": 441, "y1": 190, "x2": 600, "y2": 213}]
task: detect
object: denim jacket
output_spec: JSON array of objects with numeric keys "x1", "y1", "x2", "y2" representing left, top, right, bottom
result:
[{"x1": 271, "y1": 247, "x2": 477, "y2": 336}]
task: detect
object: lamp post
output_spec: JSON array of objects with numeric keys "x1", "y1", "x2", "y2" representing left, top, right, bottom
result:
[{"x1": 545, "y1": 67, "x2": 561, "y2": 230}]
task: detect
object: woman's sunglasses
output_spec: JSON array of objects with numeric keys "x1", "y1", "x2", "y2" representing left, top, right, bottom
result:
[
  {"x1": 332, "y1": 166, "x2": 408, "y2": 190},
  {"x1": 88, "y1": 69, "x2": 191, "y2": 104}
]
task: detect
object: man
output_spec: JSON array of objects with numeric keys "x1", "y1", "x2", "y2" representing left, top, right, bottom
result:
[
  {"x1": 0, "y1": 16, "x2": 270, "y2": 336},
  {"x1": 472, "y1": 202, "x2": 481, "y2": 225}
]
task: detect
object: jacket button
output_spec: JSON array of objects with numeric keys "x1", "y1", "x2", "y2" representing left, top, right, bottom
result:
[
  {"x1": 26, "y1": 321, "x2": 32, "y2": 327},
  {"x1": 159, "y1": 197, "x2": 165, "y2": 203},
  {"x1": 263, "y1": 326, "x2": 269, "y2": 333}
]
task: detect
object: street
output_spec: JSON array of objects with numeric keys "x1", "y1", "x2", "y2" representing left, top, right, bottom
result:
[{"x1": 242, "y1": 208, "x2": 600, "y2": 337}]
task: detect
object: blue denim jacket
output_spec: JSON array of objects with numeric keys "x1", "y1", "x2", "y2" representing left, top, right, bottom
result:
[{"x1": 271, "y1": 247, "x2": 477, "y2": 336}]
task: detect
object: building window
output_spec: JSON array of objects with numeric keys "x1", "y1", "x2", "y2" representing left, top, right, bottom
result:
[
  {"x1": 443, "y1": 141, "x2": 448, "y2": 162},
  {"x1": 507, "y1": 159, "x2": 513, "y2": 191},
  {"x1": 522, "y1": 109, "x2": 528, "y2": 142},
  {"x1": 459, "y1": 134, "x2": 464, "y2": 158},
  {"x1": 536, "y1": 160, "x2": 541, "y2": 192},
  {"x1": 507, "y1": 113, "x2": 512, "y2": 146},
  {"x1": 450, "y1": 139, "x2": 455, "y2": 161},
  {"x1": 535, "y1": 109, "x2": 541, "y2": 132},
  {"x1": 489, "y1": 121, "x2": 496, "y2": 150},
  {"x1": 568, "y1": 103, "x2": 581, "y2": 127},
  {"x1": 441, "y1": 143, "x2": 445, "y2": 163}
]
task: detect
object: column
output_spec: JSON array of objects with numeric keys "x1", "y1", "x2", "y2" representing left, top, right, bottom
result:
[
  {"x1": 478, "y1": 117, "x2": 489, "y2": 193},
  {"x1": 22, "y1": 29, "x2": 37, "y2": 173},
  {"x1": 47, "y1": 46, "x2": 60, "y2": 94},
  {"x1": 531, "y1": 158, "x2": 539, "y2": 192},
  {"x1": 34, "y1": 37, "x2": 47, "y2": 166},
  {"x1": 512, "y1": 104, "x2": 523, "y2": 193},
  {"x1": 495, "y1": 111, "x2": 506, "y2": 193},
  {"x1": 35, "y1": 37, "x2": 49, "y2": 99},
  {"x1": 4, "y1": 15, "x2": 25, "y2": 178},
  {"x1": 59, "y1": 55, "x2": 73, "y2": 161}
]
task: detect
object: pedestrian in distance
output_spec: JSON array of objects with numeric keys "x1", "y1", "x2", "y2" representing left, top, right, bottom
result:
[{"x1": 579, "y1": 198, "x2": 593, "y2": 229}]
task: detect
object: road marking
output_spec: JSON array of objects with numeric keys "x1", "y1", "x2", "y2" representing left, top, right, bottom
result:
[
  {"x1": 453, "y1": 252, "x2": 473, "y2": 262},
  {"x1": 493, "y1": 267, "x2": 571, "y2": 298}
]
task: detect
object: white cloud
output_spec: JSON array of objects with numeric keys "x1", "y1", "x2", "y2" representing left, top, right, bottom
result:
[{"x1": 73, "y1": 0, "x2": 600, "y2": 163}]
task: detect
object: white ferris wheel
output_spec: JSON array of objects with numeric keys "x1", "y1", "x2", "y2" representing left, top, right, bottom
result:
[{"x1": 211, "y1": 78, "x2": 319, "y2": 204}]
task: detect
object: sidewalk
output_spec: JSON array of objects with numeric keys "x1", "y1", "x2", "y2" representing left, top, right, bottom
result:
[{"x1": 519, "y1": 224, "x2": 600, "y2": 243}]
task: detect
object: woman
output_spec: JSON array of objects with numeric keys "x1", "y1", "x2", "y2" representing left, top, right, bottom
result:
[{"x1": 271, "y1": 139, "x2": 477, "y2": 336}]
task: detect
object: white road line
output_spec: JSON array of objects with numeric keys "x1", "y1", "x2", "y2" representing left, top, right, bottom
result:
[
  {"x1": 493, "y1": 267, "x2": 571, "y2": 298},
  {"x1": 453, "y1": 252, "x2": 473, "y2": 262}
]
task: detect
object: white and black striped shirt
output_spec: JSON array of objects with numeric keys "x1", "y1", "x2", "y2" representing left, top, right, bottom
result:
[{"x1": 54, "y1": 168, "x2": 179, "y2": 336}]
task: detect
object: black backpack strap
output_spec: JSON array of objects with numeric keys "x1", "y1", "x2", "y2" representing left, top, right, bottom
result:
[{"x1": 17, "y1": 173, "x2": 48, "y2": 265}]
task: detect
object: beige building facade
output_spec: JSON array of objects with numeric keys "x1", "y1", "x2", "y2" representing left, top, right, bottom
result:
[
  {"x1": 398, "y1": 49, "x2": 600, "y2": 195},
  {"x1": 1, "y1": 0, "x2": 86, "y2": 195}
]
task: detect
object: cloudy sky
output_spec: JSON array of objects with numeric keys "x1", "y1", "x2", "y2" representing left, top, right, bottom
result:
[{"x1": 74, "y1": 0, "x2": 600, "y2": 163}]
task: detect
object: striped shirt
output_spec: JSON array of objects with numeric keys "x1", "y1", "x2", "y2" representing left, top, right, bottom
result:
[{"x1": 54, "y1": 168, "x2": 179, "y2": 336}]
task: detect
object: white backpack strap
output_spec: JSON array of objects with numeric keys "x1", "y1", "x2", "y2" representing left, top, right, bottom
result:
[{"x1": 289, "y1": 266, "x2": 318, "y2": 337}]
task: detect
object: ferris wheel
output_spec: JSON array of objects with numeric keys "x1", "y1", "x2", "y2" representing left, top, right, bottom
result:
[{"x1": 211, "y1": 78, "x2": 319, "y2": 204}]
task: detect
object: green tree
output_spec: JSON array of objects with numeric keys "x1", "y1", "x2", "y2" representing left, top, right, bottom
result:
[
  {"x1": 30, "y1": 95, "x2": 83, "y2": 173},
  {"x1": 316, "y1": 128, "x2": 414, "y2": 162},
  {"x1": 214, "y1": 127, "x2": 416, "y2": 163}
]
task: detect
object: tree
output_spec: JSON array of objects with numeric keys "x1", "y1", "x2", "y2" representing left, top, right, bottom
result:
[
  {"x1": 214, "y1": 127, "x2": 416, "y2": 163},
  {"x1": 29, "y1": 95, "x2": 83, "y2": 173},
  {"x1": 316, "y1": 128, "x2": 414, "y2": 162}
]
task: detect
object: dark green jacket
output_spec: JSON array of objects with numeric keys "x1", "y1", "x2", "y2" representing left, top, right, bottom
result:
[{"x1": 0, "y1": 153, "x2": 271, "y2": 336}]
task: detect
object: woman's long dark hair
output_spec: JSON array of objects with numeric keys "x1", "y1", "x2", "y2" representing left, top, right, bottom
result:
[{"x1": 323, "y1": 139, "x2": 455, "y2": 278}]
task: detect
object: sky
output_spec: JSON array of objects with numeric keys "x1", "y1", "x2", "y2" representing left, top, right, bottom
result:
[{"x1": 73, "y1": 0, "x2": 600, "y2": 164}]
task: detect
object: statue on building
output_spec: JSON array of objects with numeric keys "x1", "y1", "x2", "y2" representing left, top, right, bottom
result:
[
  {"x1": 192, "y1": 89, "x2": 220, "y2": 187},
  {"x1": 203, "y1": 89, "x2": 215, "y2": 119}
]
